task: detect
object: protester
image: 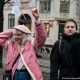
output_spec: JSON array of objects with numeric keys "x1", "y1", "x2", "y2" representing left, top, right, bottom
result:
[
  {"x1": 50, "y1": 19, "x2": 80, "y2": 80},
  {"x1": 0, "y1": 8, "x2": 46, "y2": 80}
]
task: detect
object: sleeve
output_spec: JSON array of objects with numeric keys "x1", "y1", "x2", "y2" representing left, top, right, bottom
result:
[
  {"x1": 32, "y1": 20, "x2": 46, "y2": 49},
  {"x1": 0, "y1": 29, "x2": 13, "y2": 47},
  {"x1": 72, "y1": 39, "x2": 80, "y2": 75},
  {"x1": 50, "y1": 41, "x2": 60, "y2": 80}
]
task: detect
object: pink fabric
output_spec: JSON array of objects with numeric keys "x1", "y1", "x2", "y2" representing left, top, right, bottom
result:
[
  {"x1": 14, "y1": 25, "x2": 31, "y2": 34},
  {"x1": 0, "y1": 21, "x2": 46, "y2": 80},
  {"x1": 0, "y1": 29, "x2": 13, "y2": 46}
]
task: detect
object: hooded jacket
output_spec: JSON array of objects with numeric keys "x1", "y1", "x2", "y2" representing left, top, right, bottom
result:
[
  {"x1": 50, "y1": 33, "x2": 80, "y2": 80},
  {"x1": 0, "y1": 21, "x2": 46, "y2": 80}
]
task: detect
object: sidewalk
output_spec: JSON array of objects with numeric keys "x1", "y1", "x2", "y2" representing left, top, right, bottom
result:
[
  {"x1": 39, "y1": 58, "x2": 50, "y2": 73},
  {"x1": 39, "y1": 58, "x2": 50, "y2": 80}
]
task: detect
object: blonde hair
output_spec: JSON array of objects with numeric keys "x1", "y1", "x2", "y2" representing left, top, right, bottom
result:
[{"x1": 10, "y1": 29, "x2": 32, "y2": 45}]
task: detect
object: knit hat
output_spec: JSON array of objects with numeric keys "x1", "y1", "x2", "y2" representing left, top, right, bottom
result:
[{"x1": 14, "y1": 25, "x2": 31, "y2": 34}]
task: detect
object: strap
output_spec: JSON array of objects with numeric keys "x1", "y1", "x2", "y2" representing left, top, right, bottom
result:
[
  {"x1": 12, "y1": 53, "x2": 20, "y2": 67},
  {"x1": 20, "y1": 50, "x2": 36, "y2": 80},
  {"x1": 12, "y1": 47, "x2": 24, "y2": 68},
  {"x1": 58, "y1": 33, "x2": 62, "y2": 79},
  {"x1": 59, "y1": 33, "x2": 62, "y2": 52}
]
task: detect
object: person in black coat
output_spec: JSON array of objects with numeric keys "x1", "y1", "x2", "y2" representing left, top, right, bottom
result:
[{"x1": 50, "y1": 19, "x2": 80, "y2": 80}]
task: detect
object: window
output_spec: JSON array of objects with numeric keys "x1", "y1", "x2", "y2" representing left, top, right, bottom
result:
[
  {"x1": 8, "y1": 14, "x2": 15, "y2": 28},
  {"x1": 60, "y1": 0, "x2": 70, "y2": 13},
  {"x1": 40, "y1": 0, "x2": 51, "y2": 13},
  {"x1": 45, "y1": 23, "x2": 50, "y2": 37}
]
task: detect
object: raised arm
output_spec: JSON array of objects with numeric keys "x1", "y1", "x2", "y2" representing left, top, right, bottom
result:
[
  {"x1": 34, "y1": 20, "x2": 46, "y2": 48},
  {"x1": 0, "y1": 29, "x2": 13, "y2": 47},
  {"x1": 31, "y1": 8, "x2": 46, "y2": 49}
]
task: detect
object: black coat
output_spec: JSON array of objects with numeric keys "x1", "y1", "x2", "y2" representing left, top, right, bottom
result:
[{"x1": 50, "y1": 33, "x2": 80, "y2": 80}]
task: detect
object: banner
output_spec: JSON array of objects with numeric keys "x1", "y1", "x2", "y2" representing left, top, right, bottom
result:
[{"x1": 12, "y1": 0, "x2": 21, "y2": 16}]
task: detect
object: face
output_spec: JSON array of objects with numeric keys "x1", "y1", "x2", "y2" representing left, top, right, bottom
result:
[
  {"x1": 64, "y1": 21, "x2": 77, "y2": 35},
  {"x1": 14, "y1": 30, "x2": 23, "y2": 44}
]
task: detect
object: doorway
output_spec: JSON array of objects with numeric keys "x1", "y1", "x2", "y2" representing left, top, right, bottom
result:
[
  {"x1": 58, "y1": 21, "x2": 65, "y2": 39},
  {"x1": 18, "y1": 14, "x2": 32, "y2": 30}
]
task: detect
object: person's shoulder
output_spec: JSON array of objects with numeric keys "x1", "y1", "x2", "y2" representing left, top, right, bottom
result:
[
  {"x1": 78, "y1": 33, "x2": 80, "y2": 38},
  {"x1": 52, "y1": 40, "x2": 59, "y2": 44},
  {"x1": 73, "y1": 33, "x2": 80, "y2": 44},
  {"x1": 52, "y1": 40, "x2": 59, "y2": 48},
  {"x1": 74, "y1": 33, "x2": 80, "y2": 40}
]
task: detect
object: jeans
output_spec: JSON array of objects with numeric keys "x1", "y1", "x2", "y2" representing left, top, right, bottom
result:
[{"x1": 13, "y1": 69, "x2": 31, "y2": 80}]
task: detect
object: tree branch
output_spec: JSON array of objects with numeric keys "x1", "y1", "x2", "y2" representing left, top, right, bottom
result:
[{"x1": 4, "y1": 0, "x2": 11, "y2": 4}]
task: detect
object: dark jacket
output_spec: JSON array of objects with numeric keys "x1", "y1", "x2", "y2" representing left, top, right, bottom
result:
[{"x1": 50, "y1": 33, "x2": 80, "y2": 80}]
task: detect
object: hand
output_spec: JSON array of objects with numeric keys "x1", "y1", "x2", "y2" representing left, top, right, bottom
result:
[{"x1": 31, "y1": 8, "x2": 39, "y2": 20}]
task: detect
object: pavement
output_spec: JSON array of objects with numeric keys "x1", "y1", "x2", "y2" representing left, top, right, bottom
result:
[
  {"x1": 0, "y1": 52, "x2": 50, "y2": 80},
  {"x1": 39, "y1": 58, "x2": 50, "y2": 80},
  {"x1": 38, "y1": 50, "x2": 50, "y2": 80},
  {"x1": 0, "y1": 68, "x2": 3, "y2": 80}
]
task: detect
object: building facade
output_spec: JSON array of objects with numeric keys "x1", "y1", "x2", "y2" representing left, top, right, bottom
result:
[
  {"x1": 2, "y1": 0, "x2": 80, "y2": 67},
  {"x1": 4, "y1": 0, "x2": 80, "y2": 45}
]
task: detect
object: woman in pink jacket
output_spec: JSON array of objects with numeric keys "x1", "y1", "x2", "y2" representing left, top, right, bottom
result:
[{"x1": 0, "y1": 8, "x2": 46, "y2": 80}]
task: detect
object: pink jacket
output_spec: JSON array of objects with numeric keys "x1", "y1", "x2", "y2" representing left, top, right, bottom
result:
[{"x1": 0, "y1": 21, "x2": 46, "y2": 80}]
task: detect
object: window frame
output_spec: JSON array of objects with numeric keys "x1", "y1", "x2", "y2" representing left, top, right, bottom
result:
[
  {"x1": 44, "y1": 23, "x2": 50, "y2": 37},
  {"x1": 8, "y1": 14, "x2": 15, "y2": 29},
  {"x1": 60, "y1": 0, "x2": 70, "y2": 13},
  {"x1": 40, "y1": 0, "x2": 51, "y2": 13}
]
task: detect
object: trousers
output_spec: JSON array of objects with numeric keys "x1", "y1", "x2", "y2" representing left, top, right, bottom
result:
[{"x1": 13, "y1": 69, "x2": 31, "y2": 80}]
